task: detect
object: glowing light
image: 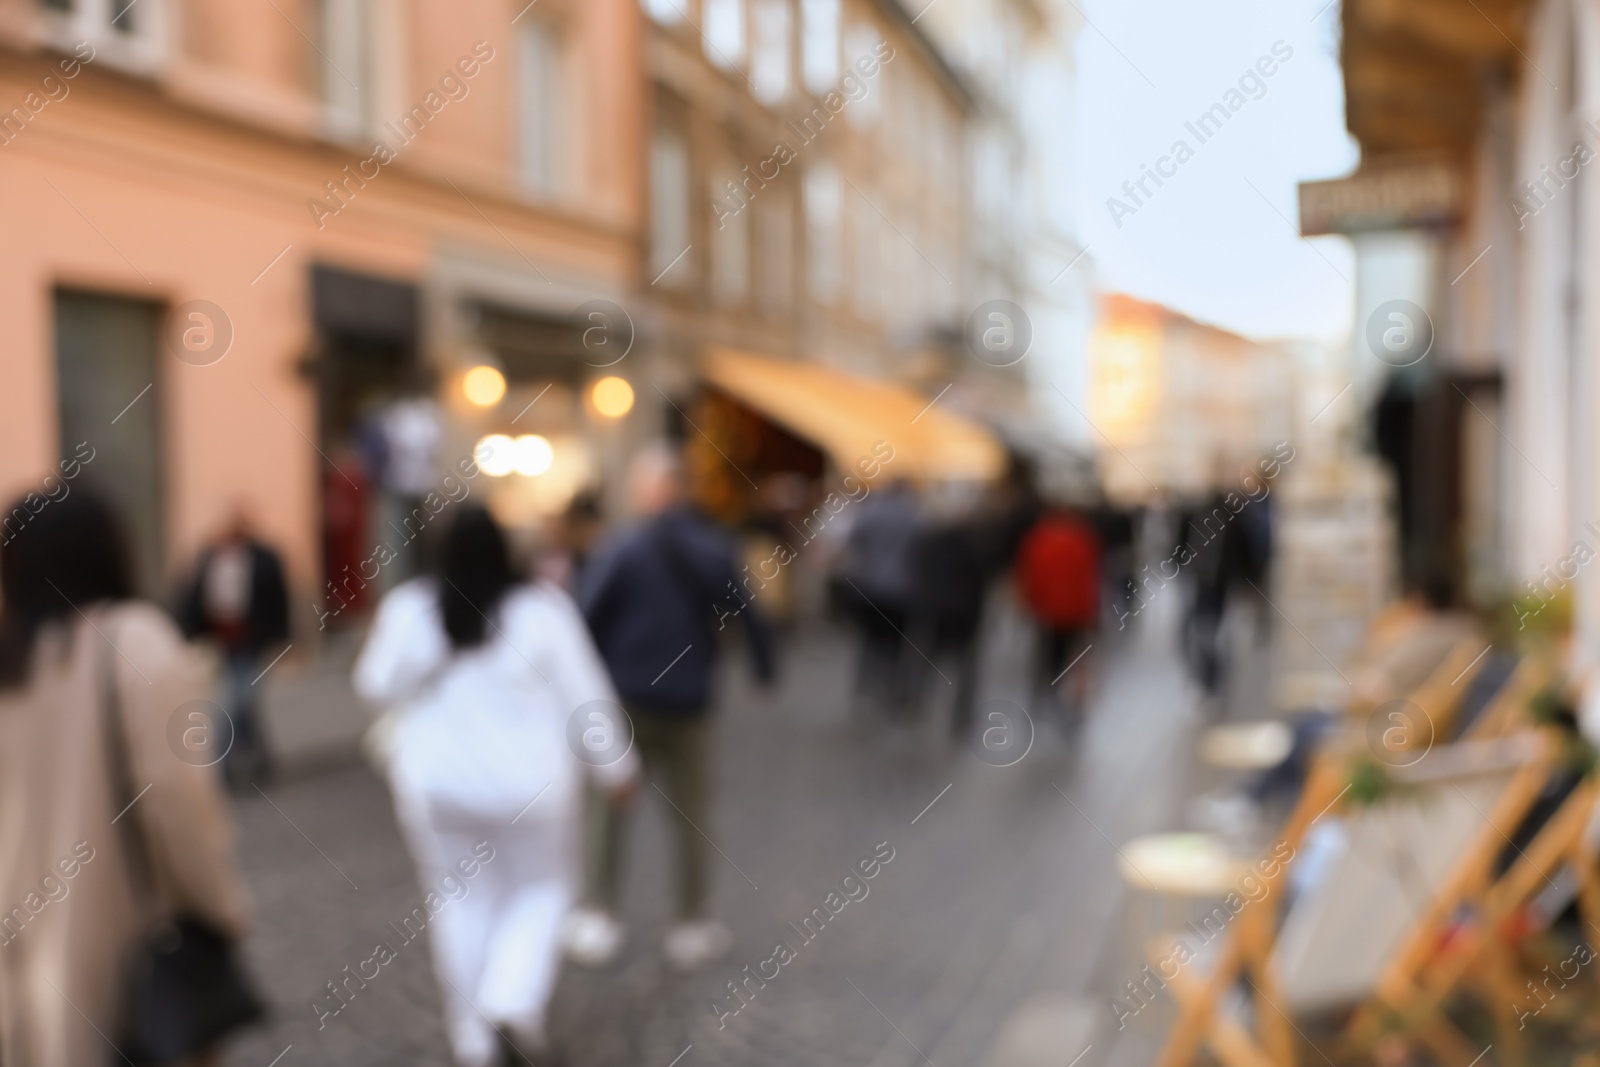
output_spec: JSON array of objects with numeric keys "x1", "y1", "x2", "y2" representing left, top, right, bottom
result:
[
  {"x1": 512, "y1": 434, "x2": 555, "y2": 476},
  {"x1": 474, "y1": 434, "x2": 516, "y2": 477},
  {"x1": 463, "y1": 365, "x2": 507, "y2": 407},
  {"x1": 591, "y1": 376, "x2": 635, "y2": 418}
]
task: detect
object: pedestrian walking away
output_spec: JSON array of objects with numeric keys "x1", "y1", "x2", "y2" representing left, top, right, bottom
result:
[
  {"x1": 907, "y1": 516, "x2": 987, "y2": 736},
  {"x1": 0, "y1": 492, "x2": 257, "y2": 1067},
  {"x1": 570, "y1": 443, "x2": 774, "y2": 973},
  {"x1": 1016, "y1": 506, "x2": 1102, "y2": 726},
  {"x1": 354, "y1": 504, "x2": 638, "y2": 1067},
  {"x1": 835, "y1": 479, "x2": 921, "y2": 720},
  {"x1": 1181, "y1": 485, "x2": 1244, "y2": 704}
]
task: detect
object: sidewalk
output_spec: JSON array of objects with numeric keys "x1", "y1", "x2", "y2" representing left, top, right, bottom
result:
[
  {"x1": 222, "y1": 588, "x2": 1239, "y2": 1067},
  {"x1": 256, "y1": 629, "x2": 371, "y2": 771}
]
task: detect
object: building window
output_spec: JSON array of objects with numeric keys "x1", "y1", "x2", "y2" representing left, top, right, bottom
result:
[
  {"x1": 641, "y1": 0, "x2": 685, "y2": 25},
  {"x1": 53, "y1": 290, "x2": 166, "y2": 597},
  {"x1": 318, "y1": 0, "x2": 372, "y2": 141},
  {"x1": 651, "y1": 129, "x2": 693, "y2": 285},
  {"x1": 749, "y1": 0, "x2": 791, "y2": 105},
  {"x1": 843, "y1": 24, "x2": 881, "y2": 126},
  {"x1": 885, "y1": 221, "x2": 914, "y2": 330},
  {"x1": 800, "y1": 0, "x2": 838, "y2": 94},
  {"x1": 973, "y1": 128, "x2": 1008, "y2": 234},
  {"x1": 758, "y1": 195, "x2": 794, "y2": 313},
  {"x1": 804, "y1": 163, "x2": 841, "y2": 303},
  {"x1": 703, "y1": 0, "x2": 745, "y2": 70},
  {"x1": 850, "y1": 189, "x2": 879, "y2": 320},
  {"x1": 711, "y1": 170, "x2": 751, "y2": 305},
  {"x1": 38, "y1": 0, "x2": 166, "y2": 72},
  {"x1": 931, "y1": 234, "x2": 955, "y2": 312},
  {"x1": 519, "y1": 20, "x2": 565, "y2": 198},
  {"x1": 934, "y1": 108, "x2": 961, "y2": 197}
]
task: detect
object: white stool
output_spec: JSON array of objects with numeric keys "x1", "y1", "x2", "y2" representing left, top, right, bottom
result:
[
  {"x1": 1116, "y1": 831, "x2": 1252, "y2": 1019},
  {"x1": 1199, "y1": 720, "x2": 1294, "y2": 772}
]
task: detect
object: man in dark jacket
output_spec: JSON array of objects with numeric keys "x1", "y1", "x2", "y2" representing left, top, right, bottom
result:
[
  {"x1": 178, "y1": 507, "x2": 290, "y2": 787},
  {"x1": 837, "y1": 479, "x2": 920, "y2": 718},
  {"x1": 908, "y1": 518, "x2": 986, "y2": 735},
  {"x1": 568, "y1": 444, "x2": 773, "y2": 972}
]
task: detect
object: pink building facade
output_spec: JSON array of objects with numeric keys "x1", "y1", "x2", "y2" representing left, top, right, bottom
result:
[{"x1": 0, "y1": 0, "x2": 645, "y2": 623}]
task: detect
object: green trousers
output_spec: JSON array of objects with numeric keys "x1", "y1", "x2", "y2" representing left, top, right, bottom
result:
[{"x1": 584, "y1": 709, "x2": 711, "y2": 920}]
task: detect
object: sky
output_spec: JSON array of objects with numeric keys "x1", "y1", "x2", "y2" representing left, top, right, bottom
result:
[{"x1": 1074, "y1": 0, "x2": 1360, "y2": 343}]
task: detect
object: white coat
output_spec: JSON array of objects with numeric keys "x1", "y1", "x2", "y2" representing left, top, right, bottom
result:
[{"x1": 353, "y1": 579, "x2": 635, "y2": 1066}]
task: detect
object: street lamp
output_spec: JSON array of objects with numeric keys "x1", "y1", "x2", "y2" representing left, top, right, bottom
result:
[
  {"x1": 591, "y1": 376, "x2": 634, "y2": 418},
  {"x1": 463, "y1": 365, "x2": 507, "y2": 407},
  {"x1": 474, "y1": 434, "x2": 516, "y2": 476},
  {"x1": 512, "y1": 434, "x2": 554, "y2": 476}
]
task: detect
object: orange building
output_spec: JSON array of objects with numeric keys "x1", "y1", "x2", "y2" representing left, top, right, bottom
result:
[
  {"x1": 0, "y1": 0, "x2": 645, "y2": 624},
  {"x1": 1088, "y1": 294, "x2": 1297, "y2": 502}
]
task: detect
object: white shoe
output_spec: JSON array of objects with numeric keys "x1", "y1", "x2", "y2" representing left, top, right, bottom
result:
[
  {"x1": 664, "y1": 918, "x2": 733, "y2": 973},
  {"x1": 562, "y1": 906, "x2": 624, "y2": 967}
]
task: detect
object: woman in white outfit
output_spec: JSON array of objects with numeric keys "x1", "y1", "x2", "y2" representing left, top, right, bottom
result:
[{"x1": 354, "y1": 505, "x2": 636, "y2": 1066}]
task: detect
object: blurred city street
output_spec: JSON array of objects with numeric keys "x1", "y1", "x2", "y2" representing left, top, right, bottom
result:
[
  {"x1": 225, "y1": 591, "x2": 1249, "y2": 1067},
  {"x1": 11, "y1": 0, "x2": 1600, "y2": 1063}
]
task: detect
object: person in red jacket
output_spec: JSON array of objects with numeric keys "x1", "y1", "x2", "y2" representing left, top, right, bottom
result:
[{"x1": 1016, "y1": 509, "x2": 1102, "y2": 723}]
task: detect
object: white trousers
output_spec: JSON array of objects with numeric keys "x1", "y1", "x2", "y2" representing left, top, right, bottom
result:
[{"x1": 395, "y1": 793, "x2": 576, "y2": 1067}]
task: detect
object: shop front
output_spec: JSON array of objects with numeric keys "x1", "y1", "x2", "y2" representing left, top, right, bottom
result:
[{"x1": 680, "y1": 347, "x2": 1006, "y2": 620}]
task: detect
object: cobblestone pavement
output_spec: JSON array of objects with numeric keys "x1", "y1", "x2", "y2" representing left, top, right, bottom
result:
[{"x1": 223, "y1": 594, "x2": 1223, "y2": 1067}]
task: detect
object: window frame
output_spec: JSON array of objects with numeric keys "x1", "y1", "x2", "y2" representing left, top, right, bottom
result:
[
  {"x1": 650, "y1": 126, "x2": 695, "y2": 286},
  {"x1": 748, "y1": 0, "x2": 792, "y2": 105},
  {"x1": 702, "y1": 0, "x2": 747, "y2": 71},
  {"x1": 804, "y1": 161, "x2": 842, "y2": 304},
  {"x1": 316, "y1": 0, "x2": 373, "y2": 143},
  {"x1": 37, "y1": 0, "x2": 168, "y2": 76},
  {"x1": 799, "y1": 0, "x2": 839, "y2": 96},
  {"x1": 518, "y1": 16, "x2": 570, "y2": 200}
]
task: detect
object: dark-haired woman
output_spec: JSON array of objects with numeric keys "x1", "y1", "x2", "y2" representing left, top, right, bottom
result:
[
  {"x1": 0, "y1": 492, "x2": 251, "y2": 1067},
  {"x1": 354, "y1": 504, "x2": 635, "y2": 1066}
]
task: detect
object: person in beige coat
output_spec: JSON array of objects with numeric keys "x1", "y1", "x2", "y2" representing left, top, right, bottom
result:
[{"x1": 0, "y1": 492, "x2": 252, "y2": 1067}]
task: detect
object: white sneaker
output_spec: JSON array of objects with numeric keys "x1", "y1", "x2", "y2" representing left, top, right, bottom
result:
[
  {"x1": 663, "y1": 918, "x2": 733, "y2": 973},
  {"x1": 562, "y1": 906, "x2": 624, "y2": 968}
]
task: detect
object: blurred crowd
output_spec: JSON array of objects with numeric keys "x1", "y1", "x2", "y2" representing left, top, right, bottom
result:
[{"x1": 0, "y1": 437, "x2": 1302, "y2": 1067}]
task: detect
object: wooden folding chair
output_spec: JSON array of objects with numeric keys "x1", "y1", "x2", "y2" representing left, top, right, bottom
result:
[
  {"x1": 1335, "y1": 653, "x2": 1566, "y2": 1063},
  {"x1": 1327, "y1": 652, "x2": 1576, "y2": 1067},
  {"x1": 1460, "y1": 656, "x2": 1552, "y2": 742},
  {"x1": 1152, "y1": 752, "x2": 1345, "y2": 1067},
  {"x1": 1153, "y1": 638, "x2": 1563, "y2": 1067},
  {"x1": 1345, "y1": 751, "x2": 1598, "y2": 1065},
  {"x1": 1346, "y1": 630, "x2": 1484, "y2": 712},
  {"x1": 1354, "y1": 635, "x2": 1495, "y2": 758},
  {"x1": 1153, "y1": 733, "x2": 1554, "y2": 1067}
]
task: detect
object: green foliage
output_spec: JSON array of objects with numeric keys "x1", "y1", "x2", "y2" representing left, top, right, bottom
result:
[
  {"x1": 1528, "y1": 686, "x2": 1567, "y2": 727},
  {"x1": 1560, "y1": 731, "x2": 1599, "y2": 780},
  {"x1": 1523, "y1": 685, "x2": 1599, "y2": 778},
  {"x1": 1346, "y1": 757, "x2": 1394, "y2": 807},
  {"x1": 1491, "y1": 586, "x2": 1573, "y2": 650}
]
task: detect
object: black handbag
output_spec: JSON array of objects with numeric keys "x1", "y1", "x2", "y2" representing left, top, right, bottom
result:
[{"x1": 100, "y1": 637, "x2": 266, "y2": 1065}]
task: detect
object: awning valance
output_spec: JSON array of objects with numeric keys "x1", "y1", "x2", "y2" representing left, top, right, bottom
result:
[{"x1": 701, "y1": 348, "x2": 1005, "y2": 481}]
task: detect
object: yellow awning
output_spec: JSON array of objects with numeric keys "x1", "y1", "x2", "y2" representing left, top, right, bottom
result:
[{"x1": 701, "y1": 348, "x2": 1006, "y2": 481}]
